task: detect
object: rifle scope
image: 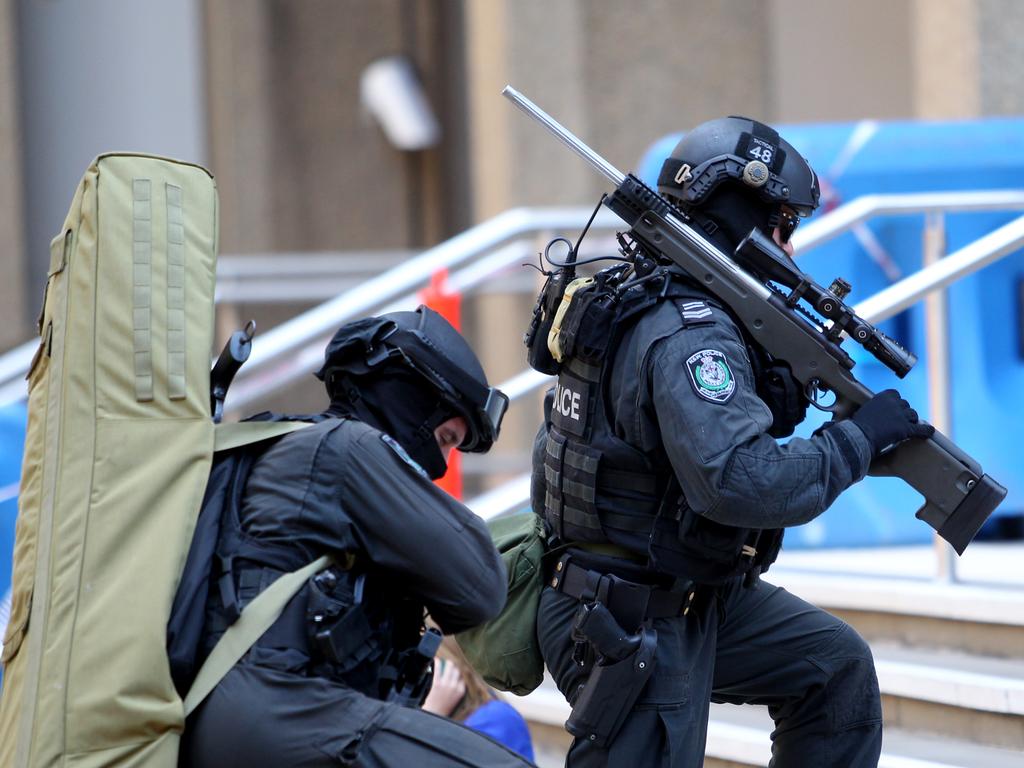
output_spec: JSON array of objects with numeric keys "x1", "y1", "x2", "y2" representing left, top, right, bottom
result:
[{"x1": 736, "y1": 230, "x2": 916, "y2": 378}]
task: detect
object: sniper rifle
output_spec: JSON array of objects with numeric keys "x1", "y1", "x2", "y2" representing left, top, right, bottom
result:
[{"x1": 504, "y1": 85, "x2": 1006, "y2": 555}]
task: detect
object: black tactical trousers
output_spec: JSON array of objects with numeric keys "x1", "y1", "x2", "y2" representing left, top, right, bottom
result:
[
  {"x1": 538, "y1": 578, "x2": 882, "y2": 768},
  {"x1": 183, "y1": 663, "x2": 534, "y2": 767}
]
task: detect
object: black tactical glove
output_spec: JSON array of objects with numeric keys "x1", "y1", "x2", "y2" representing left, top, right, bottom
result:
[
  {"x1": 759, "y1": 361, "x2": 809, "y2": 438},
  {"x1": 850, "y1": 389, "x2": 935, "y2": 455},
  {"x1": 747, "y1": 342, "x2": 809, "y2": 438}
]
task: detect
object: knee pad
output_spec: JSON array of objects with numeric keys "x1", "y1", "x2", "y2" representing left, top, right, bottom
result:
[{"x1": 824, "y1": 625, "x2": 882, "y2": 729}]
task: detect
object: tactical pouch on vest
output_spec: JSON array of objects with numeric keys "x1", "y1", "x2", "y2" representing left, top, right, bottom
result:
[
  {"x1": 307, "y1": 570, "x2": 383, "y2": 674},
  {"x1": 565, "y1": 601, "x2": 657, "y2": 748},
  {"x1": 745, "y1": 343, "x2": 808, "y2": 439},
  {"x1": 555, "y1": 279, "x2": 619, "y2": 365},
  {"x1": 525, "y1": 270, "x2": 570, "y2": 375},
  {"x1": 649, "y1": 496, "x2": 783, "y2": 585},
  {"x1": 544, "y1": 428, "x2": 602, "y2": 541}
]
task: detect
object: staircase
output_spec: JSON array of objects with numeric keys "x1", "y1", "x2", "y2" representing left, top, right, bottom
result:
[{"x1": 510, "y1": 544, "x2": 1024, "y2": 767}]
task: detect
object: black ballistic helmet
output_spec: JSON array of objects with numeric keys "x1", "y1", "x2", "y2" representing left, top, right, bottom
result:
[
  {"x1": 316, "y1": 306, "x2": 508, "y2": 464},
  {"x1": 657, "y1": 116, "x2": 820, "y2": 250}
]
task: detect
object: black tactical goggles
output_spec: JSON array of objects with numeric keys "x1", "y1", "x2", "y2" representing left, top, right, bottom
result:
[
  {"x1": 479, "y1": 387, "x2": 510, "y2": 446},
  {"x1": 385, "y1": 327, "x2": 508, "y2": 452}
]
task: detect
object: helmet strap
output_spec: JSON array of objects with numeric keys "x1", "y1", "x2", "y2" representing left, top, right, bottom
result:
[{"x1": 689, "y1": 183, "x2": 775, "y2": 253}]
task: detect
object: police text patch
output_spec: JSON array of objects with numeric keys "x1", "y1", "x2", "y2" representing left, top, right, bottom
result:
[
  {"x1": 550, "y1": 374, "x2": 590, "y2": 438},
  {"x1": 685, "y1": 349, "x2": 736, "y2": 404}
]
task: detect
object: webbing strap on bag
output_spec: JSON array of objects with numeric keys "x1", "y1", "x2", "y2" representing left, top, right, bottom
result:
[
  {"x1": 213, "y1": 419, "x2": 313, "y2": 453},
  {"x1": 182, "y1": 554, "x2": 334, "y2": 716}
]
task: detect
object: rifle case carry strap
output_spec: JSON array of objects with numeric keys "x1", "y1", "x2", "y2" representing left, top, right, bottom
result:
[
  {"x1": 183, "y1": 553, "x2": 334, "y2": 716},
  {"x1": 213, "y1": 419, "x2": 313, "y2": 452}
]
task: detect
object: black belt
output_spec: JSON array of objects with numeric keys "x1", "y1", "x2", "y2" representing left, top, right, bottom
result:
[{"x1": 549, "y1": 553, "x2": 696, "y2": 631}]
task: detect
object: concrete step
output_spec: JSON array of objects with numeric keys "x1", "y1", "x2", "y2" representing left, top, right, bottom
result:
[
  {"x1": 767, "y1": 568, "x2": 1024, "y2": 657},
  {"x1": 515, "y1": 666, "x2": 1024, "y2": 767},
  {"x1": 703, "y1": 703, "x2": 1024, "y2": 768},
  {"x1": 874, "y1": 642, "x2": 1024, "y2": 750}
]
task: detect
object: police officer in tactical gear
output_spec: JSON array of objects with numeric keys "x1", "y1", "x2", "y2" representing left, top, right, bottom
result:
[
  {"x1": 531, "y1": 117, "x2": 933, "y2": 767},
  {"x1": 184, "y1": 306, "x2": 532, "y2": 767}
]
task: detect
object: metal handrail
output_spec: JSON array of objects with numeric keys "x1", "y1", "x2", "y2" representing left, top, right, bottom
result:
[
  {"x1": 464, "y1": 209, "x2": 1024, "y2": 520},
  {"x1": 791, "y1": 189, "x2": 1024, "y2": 251},
  {"x1": 0, "y1": 207, "x2": 617, "y2": 407},
  {"x1": 855, "y1": 213, "x2": 1024, "y2": 321},
  {"x1": 222, "y1": 208, "x2": 619, "y2": 411},
  {"x1": 209, "y1": 189, "x2": 1024, "y2": 413},
  {"x1": 232, "y1": 207, "x2": 616, "y2": 372},
  {"x1": 2, "y1": 190, "x2": 1024, "y2": 407}
]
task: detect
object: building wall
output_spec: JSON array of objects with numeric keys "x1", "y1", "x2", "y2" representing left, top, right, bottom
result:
[
  {"x1": 203, "y1": 1, "x2": 279, "y2": 256},
  {"x1": 978, "y1": 0, "x2": 1024, "y2": 115},
  {"x1": 204, "y1": 0, "x2": 470, "y2": 257},
  {"x1": 582, "y1": 1, "x2": 771, "y2": 174},
  {"x1": 2, "y1": 0, "x2": 1021, "y2": 365},
  {"x1": 202, "y1": 0, "x2": 478, "y2": 413},
  {"x1": 15, "y1": 0, "x2": 207, "y2": 299},
  {"x1": 912, "y1": 0, "x2": 981, "y2": 118},
  {"x1": 769, "y1": 0, "x2": 914, "y2": 123},
  {"x1": 466, "y1": 0, "x2": 772, "y2": 218}
]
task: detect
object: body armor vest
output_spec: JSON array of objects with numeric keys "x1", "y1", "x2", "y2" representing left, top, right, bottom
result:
[{"x1": 535, "y1": 265, "x2": 783, "y2": 585}]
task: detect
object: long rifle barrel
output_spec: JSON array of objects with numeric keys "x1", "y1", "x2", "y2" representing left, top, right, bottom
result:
[{"x1": 502, "y1": 86, "x2": 626, "y2": 186}]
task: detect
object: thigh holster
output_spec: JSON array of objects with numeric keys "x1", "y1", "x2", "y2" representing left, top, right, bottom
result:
[{"x1": 564, "y1": 600, "x2": 657, "y2": 748}]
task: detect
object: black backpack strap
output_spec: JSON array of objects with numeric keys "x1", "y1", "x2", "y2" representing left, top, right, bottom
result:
[
  {"x1": 214, "y1": 416, "x2": 323, "y2": 620},
  {"x1": 214, "y1": 451, "x2": 259, "y2": 623},
  {"x1": 166, "y1": 417, "x2": 318, "y2": 696}
]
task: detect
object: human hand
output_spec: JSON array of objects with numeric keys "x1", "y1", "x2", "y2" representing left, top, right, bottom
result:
[
  {"x1": 760, "y1": 360, "x2": 808, "y2": 438},
  {"x1": 421, "y1": 659, "x2": 466, "y2": 717},
  {"x1": 850, "y1": 389, "x2": 935, "y2": 455}
]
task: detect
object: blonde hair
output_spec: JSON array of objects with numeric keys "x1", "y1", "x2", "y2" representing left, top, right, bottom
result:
[{"x1": 435, "y1": 633, "x2": 498, "y2": 722}]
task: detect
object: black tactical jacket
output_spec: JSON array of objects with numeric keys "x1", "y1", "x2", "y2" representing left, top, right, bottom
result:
[
  {"x1": 203, "y1": 417, "x2": 506, "y2": 685},
  {"x1": 611, "y1": 289, "x2": 871, "y2": 523},
  {"x1": 534, "y1": 271, "x2": 872, "y2": 583}
]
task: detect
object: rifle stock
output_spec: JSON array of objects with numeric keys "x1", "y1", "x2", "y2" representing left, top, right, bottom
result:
[{"x1": 505, "y1": 86, "x2": 1007, "y2": 554}]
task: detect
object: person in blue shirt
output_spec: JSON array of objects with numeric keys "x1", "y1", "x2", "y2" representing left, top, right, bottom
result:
[{"x1": 423, "y1": 634, "x2": 535, "y2": 762}]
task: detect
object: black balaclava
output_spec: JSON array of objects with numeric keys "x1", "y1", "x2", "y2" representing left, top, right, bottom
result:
[
  {"x1": 326, "y1": 365, "x2": 455, "y2": 480},
  {"x1": 686, "y1": 181, "x2": 777, "y2": 255}
]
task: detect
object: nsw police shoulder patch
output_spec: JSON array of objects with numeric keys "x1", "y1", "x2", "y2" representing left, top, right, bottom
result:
[
  {"x1": 380, "y1": 433, "x2": 429, "y2": 479},
  {"x1": 685, "y1": 349, "x2": 736, "y2": 404}
]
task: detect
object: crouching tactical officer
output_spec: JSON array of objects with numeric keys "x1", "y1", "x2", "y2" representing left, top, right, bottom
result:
[
  {"x1": 530, "y1": 117, "x2": 933, "y2": 767},
  {"x1": 183, "y1": 306, "x2": 533, "y2": 767}
]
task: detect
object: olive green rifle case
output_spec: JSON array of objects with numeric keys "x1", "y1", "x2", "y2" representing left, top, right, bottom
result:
[{"x1": 0, "y1": 154, "x2": 219, "y2": 768}]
